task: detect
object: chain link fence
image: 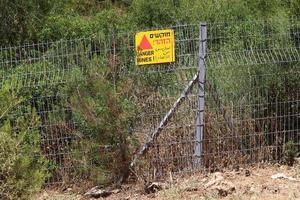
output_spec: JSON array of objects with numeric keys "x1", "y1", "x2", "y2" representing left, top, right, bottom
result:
[{"x1": 0, "y1": 19, "x2": 299, "y2": 185}]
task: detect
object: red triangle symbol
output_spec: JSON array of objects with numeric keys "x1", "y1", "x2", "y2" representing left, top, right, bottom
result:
[{"x1": 139, "y1": 35, "x2": 152, "y2": 50}]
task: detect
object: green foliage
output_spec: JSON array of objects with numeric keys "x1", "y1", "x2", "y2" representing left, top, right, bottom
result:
[
  {"x1": 0, "y1": 81, "x2": 48, "y2": 200},
  {"x1": 39, "y1": 8, "x2": 125, "y2": 40},
  {"x1": 284, "y1": 140, "x2": 297, "y2": 166},
  {"x1": 39, "y1": 15, "x2": 94, "y2": 40},
  {"x1": 129, "y1": 0, "x2": 176, "y2": 28},
  {"x1": 68, "y1": 64, "x2": 138, "y2": 184},
  {"x1": 2, "y1": 0, "x2": 299, "y2": 43},
  {"x1": 284, "y1": 0, "x2": 300, "y2": 17},
  {"x1": 0, "y1": 0, "x2": 53, "y2": 45}
]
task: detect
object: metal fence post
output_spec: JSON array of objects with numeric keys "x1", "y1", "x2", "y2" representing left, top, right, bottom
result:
[{"x1": 195, "y1": 22, "x2": 207, "y2": 165}]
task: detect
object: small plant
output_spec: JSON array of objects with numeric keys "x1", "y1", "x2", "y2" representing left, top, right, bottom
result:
[
  {"x1": 0, "y1": 119, "x2": 48, "y2": 200},
  {"x1": 0, "y1": 79, "x2": 48, "y2": 200},
  {"x1": 284, "y1": 140, "x2": 297, "y2": 166}
]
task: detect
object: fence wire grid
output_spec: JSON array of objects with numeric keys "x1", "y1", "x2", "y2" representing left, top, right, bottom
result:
[{"x1": 0, "y1": 19, "x2": 299, "y2": 185}]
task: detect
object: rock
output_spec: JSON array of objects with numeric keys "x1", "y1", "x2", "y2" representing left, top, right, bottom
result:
[
  {"x1": 271, "y1": 173, "x2": 296, "y2": 181},
  {"x1": 145, "y1": 182, "x2": 164, "y2": 194},
  {"x1": 205, "y1": 172, "x2": 224, "y2": 188},
  {"x1": 204, "y1": 172, "x2": 235, "y2": 197},
  {"x1": 111, "y1": 189, "x2": 121, "y2": 194},
  {"x1": 249, "y1": 186, "x2": 259, "y2": 194},
  {"x1": 212, "y1": 181, "x2": 235, "y2": 197},
  {"x1": 84, "y1": 186, "x2": 112, "y2": 198}
]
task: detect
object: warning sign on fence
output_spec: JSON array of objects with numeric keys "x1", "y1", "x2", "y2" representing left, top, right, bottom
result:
[{"x1": 135, "y1": 29, "x2": 175, "y2": 65}]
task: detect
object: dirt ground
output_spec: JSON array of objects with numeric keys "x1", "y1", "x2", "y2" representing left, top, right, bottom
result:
[{"x1": 35, "y1": 162, "x2": 300, "y2": 200}]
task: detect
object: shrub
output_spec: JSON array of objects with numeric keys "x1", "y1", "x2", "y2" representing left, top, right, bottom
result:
[
  {"x1": 284, "y1": 140, "x2": 297, "y2": 166},
  {"x1": 67, "y1": 64, "x2": 138, "y2": 185},
  {"x1": 0, "y1": 80, "x2": 48, "y2": 200}
]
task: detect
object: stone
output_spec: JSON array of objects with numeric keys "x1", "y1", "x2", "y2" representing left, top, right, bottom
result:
[
  {"x1": 271, "y1": 173, "x2": 296, "y2": 181},
  {"x1": 204, "y1": 172, "x2": 235, "y2": 197},
  {"x1": 84, "y1": 186, "x2": 112, "y2": 198},
  {"x1": 212, "y1": 181, "x2": 235, "y2": 197},
  {"x1": 145, "y1": 182, "x2": 164, "y2": 194},
  {"x1": 205, "y1": 172, "x2": 224, "y2": 188},
  {"x1": 111, "y1": 189, "x2": 121, "y2": 194}
]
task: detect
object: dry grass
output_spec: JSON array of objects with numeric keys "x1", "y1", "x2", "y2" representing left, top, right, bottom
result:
[{"x1": 34, "y1": 162, "x2": 300, "y2": 200}]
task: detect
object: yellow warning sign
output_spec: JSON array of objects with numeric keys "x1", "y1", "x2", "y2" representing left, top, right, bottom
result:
[{"x1": 135, "y1": 29, "x2": 175, "y2": 65}]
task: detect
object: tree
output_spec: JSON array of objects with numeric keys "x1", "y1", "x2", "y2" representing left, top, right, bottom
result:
[{"x1": 0, "y1": 0, "x2": 52, "y2": 45}]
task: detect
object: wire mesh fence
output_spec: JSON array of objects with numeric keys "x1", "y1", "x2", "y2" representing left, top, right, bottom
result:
[
  {"x1": 0, "y1": 18, "x2": 299, "y2": 185},
  {"x1": 203, "y1": 19, "x2": 300, "y2": 171}
]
